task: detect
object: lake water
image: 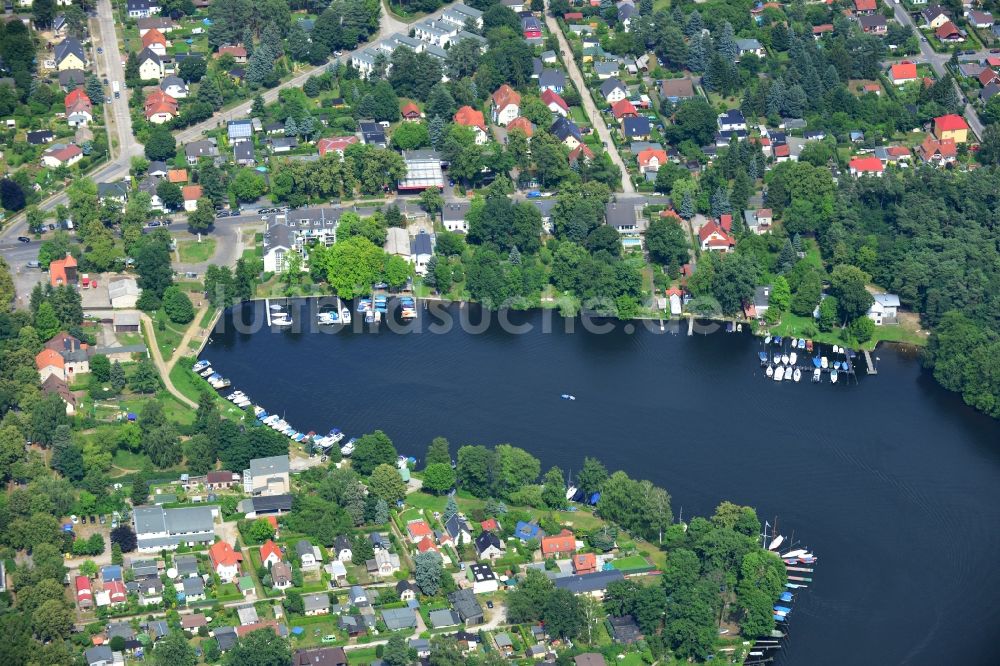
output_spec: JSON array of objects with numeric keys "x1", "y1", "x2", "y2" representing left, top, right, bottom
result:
[{"x1": 205, "y1": 300, "x2": 1000, "y2": 665}]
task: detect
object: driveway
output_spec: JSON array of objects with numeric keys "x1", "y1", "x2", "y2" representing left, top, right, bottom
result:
[
  {"x1": 883, "y1": 0, "x2": 984, "y2": 139},
  {"x1": 543, "y1": 0, "x2": 634, "y2": 193}
]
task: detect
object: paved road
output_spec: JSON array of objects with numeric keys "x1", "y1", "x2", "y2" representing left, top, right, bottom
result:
[
  {"x1": 93, "y1": 0, "x2": 140, "y2": 161},
  {"x1": 543, "y1": 0, "x2": 634, "y2": 193},
  {"x1": 885, "y1": 0, "x2": 985, "y2": 139}
]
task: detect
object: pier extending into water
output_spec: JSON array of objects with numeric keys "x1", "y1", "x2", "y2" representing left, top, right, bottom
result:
[{"x1": 864, "y1": 350, "x2": 878, "y2": 375}]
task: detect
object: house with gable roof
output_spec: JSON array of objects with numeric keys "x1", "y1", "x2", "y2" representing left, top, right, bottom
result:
[
  {"x1": 491, "y1": 84, "x2": 520, "y2": 126},
  {"x1": 454, "y1": 106, "x2": 488, "y2": 144}
]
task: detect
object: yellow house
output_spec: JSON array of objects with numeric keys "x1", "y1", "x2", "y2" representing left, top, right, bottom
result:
[
  {"x1": 55, "y1": 38, "x2": 85, "y2": 72},
  {"x1": 933, "y1": 114, "x2": 969, "y2": 144}
]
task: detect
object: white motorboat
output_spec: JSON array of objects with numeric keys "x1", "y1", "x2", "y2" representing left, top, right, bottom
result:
[
  {"x1": 565, "y1": 485, "x2": 577, "y2": 501},
  {"x1": 271, "y1": 316, "x2": 292, "y2": 327},
  {"x1": 192, "y1": 360, "x2": 210, "y2": 372},
  {"x1": 792, "y1": 368, "x2": 801, "y2": 382},
  {"x1": 789, "y1": 352, "x2": 797, "y2": 366},
  {"x1": 781, "y1": 354, "x2": 789, "y2": 365},
  {"x1": 830, "y1": 369, "x2": 839, "y2": 384},
  {"x1": 340, "y1": 437, "x2": 356, "y2": 456},
  {"x1": 766, "y1": 365, "x2": 774, "y2": 378},
  {"x1": 764, "y1": 335, "x2": 771, "y2": 344},
  {"x1": 199, "y1": 367, "x2": 215, "y2": 377},
  {"x1": 812, "y1": 368, "x2": 821, "y2": 382},
  {"x1": 774, "y1": 366, "x2": 785, "y2": 381},
  {"x1": 821, "y1": 356, "x2": 829, "y2": 369},
  {"x1": 341, "y1": 308, "x2": 352, "y2": 324}
]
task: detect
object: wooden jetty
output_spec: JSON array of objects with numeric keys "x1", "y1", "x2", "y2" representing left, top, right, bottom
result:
[{"x1": 864, "y1": 350, "x2": 877, "y2": 375}]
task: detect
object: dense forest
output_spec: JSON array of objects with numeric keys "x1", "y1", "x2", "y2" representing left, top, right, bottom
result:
[{"x1": 829, "y1": 168, "x2": 1000, "y2": 417}]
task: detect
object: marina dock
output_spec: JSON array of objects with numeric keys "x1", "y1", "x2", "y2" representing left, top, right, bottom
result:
[{"x1": 265, "y1": 298, "x2": 272, "y2": 326}]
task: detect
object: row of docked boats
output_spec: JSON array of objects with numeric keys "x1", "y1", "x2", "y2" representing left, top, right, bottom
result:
[
  {"x1": 192, "y1": 358, "x2": 357, "y2": 457},
  {"x1": 765, "y1": 364, "x2": 802, "y2": 382},
  {"x1": 764, "y1": 335, "x2": 813, "y2": 352},
  {"x1": 191, "y1": 360, "x2": 231, "y2": 389},
  {"x1": 317, "y1": 307, "x2": 352, "y2": 326}
]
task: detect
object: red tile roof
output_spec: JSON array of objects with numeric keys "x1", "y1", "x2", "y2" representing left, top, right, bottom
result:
[
  {"x1": 209, "y1": 541, "x2": 242, "y2": 569},
  {"x1": 573, "y1": 553, "x2": 597, "y2": 573},
  {"x1": 48, "y1": 253, "x2": 78, "y2": 286},
  {"x1": 65, "y1": 87, "x2": 91, "y2": 112},
  {"x1": 491, "y1": 84, "x2": 521, "y2": 111},
  {"x1": 144, "y1": 89, "x2": 177, "y2": 119},
  {"x1": 507, "y1": 116, "x2": 533, "y2": 137},
  {"x1": 812, "y1": 24, "x2": 833, "y2": 34},
  {"x1": 481, "y1": 518, "x2": 499, "y2": 532},
  {"x1": 401, "y1": 102, "x2": 420, "y2": 118},
  {"x1": 260, "y1": 539, "x2": 282, "y2": 563},
  {"x1": 454, "y1": 105, "x2": 486, "y2": 131},
  {"x1": 218, "y1": 45, "x2": 247, "y2": 59},
  {"x1": 699, "y1": 219, "x2": 735, "y2": 248},
  {"x1": 106, "y1": 580, "x2": 127, "y2": 602},
  {"x1": 167, "y1": 169, "x2": 188, "y2": 183},
  {"x1": 637, "y1": 148, "x2": 667, "y2": 168},
  {"x1": 35, "y1": 348, "x2": 64, "y2": 370},
  {"x1": 76, "y1": 576, "x2": 93, "y2": 597},
  {"x1": 541, "y1": 89, "x2": 569, "y2": 113},
  {"x1": 849, "y1": 156, "x2": 884, "y2": 173},
  {"x1": 182, "y1": 184, "x2": 203, "y2": 201},
  {"x1": 317, "y1": 135, "x2": 358, "y2": 156},
  {"x1": 416, "y1": 536, "x2": 438, "y2": 553},
  {"x1": 407, "y1": 520, "x2": 432, "y2": 539},
  {"x1": 141, "y1": 28, "x2": 167, "y2": 48},
  {"x1": 919, "y1": 134, "x2": 957, "y2": 160},
  {"x1": 568, "y1": 143, "x2": 595, "y2": 163},
  {"x1": 45, "y1": 143, "x2": 82, "y2": 164},
  {"x1": 890, "y1": 62, "x2": 917, "y2": 82},
  {"x1": 934, "y1": 114, "x2": 968, "y2": 133},
  {"x1": 854, "y1": 0, "x2": 876, "y2": 11},
  {"x1": 934, "y1": 21, "x2": 960, "y2": 39},
  {"x1": 540, "y1": 529, "x2": 575, "y2": 555},
  {"x1": 774, "y1": 144, "x2": 790, "y2": 157},
  {"x1": 979, "y1": 69, "x2": 999, "y2": 87},
  {"x1": 611, "y1": 98, "x2": 637, "y2": 119}
]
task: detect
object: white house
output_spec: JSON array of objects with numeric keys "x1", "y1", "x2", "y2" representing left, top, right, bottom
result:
[
  {"x1": 600, "y1": 78, "x2": 628, "y2": 104},
  {"x1": 137, "y1": 48, "x2": 164, "y2": 81},
  {"x1": 333, "y1": 536, "x2": 353, "y2": 562},
  {"x1": 490, "y1": 85, "x2": 520, "y2": 126},
  {"x1": 133, "y1": 505, "x2": 216, "y2": 552},
  {"x1": 868, "y1": 293, "x2": 900, "y2": 325},
  {"x1": 468, "y1": 563, "x2": 499, "y2": 594},
  {"x1": 209, "y1": 541, "x2": 242, "y2": 583},
  {"x1": 296, "y1": 540, "x2": 321, "y2": 571}
]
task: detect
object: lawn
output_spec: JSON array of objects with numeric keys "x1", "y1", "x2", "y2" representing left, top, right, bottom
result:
[
  {"x1": 178, "y1": 238, "x2": 217, "y2": 263},
  {"x1": 200, "y1": 307, "x2": 219, "y2": 329},
  {"x1": 610, "y1": 554, "x2": 652, "y2": 572},
  {"x1": 150, "y1": 309, "x2": 187, "y2": 361},
  {"x1": 570, "y1": 106, "x2": 590, "y2": 125},
  {"x1": 112, "y1": 449, "x2": 153, "y2": 472},
  {"x1": 169, "y1": 363, "x2": 247, "y2": 419},
  {"x1": 768, "y1": 311, "x2": 927, "y2": 350}
]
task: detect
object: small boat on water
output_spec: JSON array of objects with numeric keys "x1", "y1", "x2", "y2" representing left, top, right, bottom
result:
[
  {"x1": 789, "y1": 351, "x2": 797, "y2": 366},
  {"x1": 821, "y1": 356, "x2": 829, "y2": 370},
  {"x1": 764, "y1": 335, "x2": 771, "y2": 344},
  {"x1": 812, "y1": 356, "x2": 822, "y2": 369},
  {"x1": 192, "y1": 360, "x2": 210, "y2": 372},
  {"x1": 798, "y1": 338, "x2": 806, "y2": 349},
  {"x1": 781, "y1": 354, "x2": 789, "y2": 365},
  {"x1": 561, "y1": 394, "x2": 576, "y2": 400},
  {"x1": 364, "y1": 310, "x2": 375, "y2": 323},
  {"x1": 830, "y1": 369, "x2": 839, "y2": 384},
  {"x1": 199, "y1": 367, "x2": 215, "y2": 377},
  {"x1": 832, "y1": 361, "x2": 841, "y2": 371},
  {"x1": 269, "y1": 304, "x2": 284, "y2": 311},
  {"x1": 806, "y1": 339, "x2": 813, "y2": 352},
  {"x1": 317, "y1": 311, "x2": 339, "y2": 324},
  {"x1": 758, "y1": 351, "x2": 768, "y2": 364},
  {"x1": 565, "y1": 485, "x2": 577, "y2": 501},
  {"x1": 768, "y1": 535, "x2": 784, "y2": 551},
  {"x1": 812, "y1": 368, "x2": 821, "y2": 382},
  {"x1": 766, "y1": 365, "x2": 774, "y2": 378},
  {"x1": 773, "y1": 366, "x2": 785, "y2": 382},
  {"x1": 736, "y1": 323, "x2": 742, "y2": 332},
  {"x1": 271, "y1": 315, "x2": 292, "y2": 327},
  {"x1": 779, "y1": 592, "x2": 794, "y2": 602},
  {"x1": 340, "y1": 437, "x2": 356, "y2": 456},
  {"x1": 792, "y1": 368, "x2": 802, "y2": 382},
  {"x1": 774, "y1": 336, "x2": 783, "y2": 345},
  {"x1": 783, "y1": 549, "x2": 807, "y2": 558},
  {"x1": 341, "y1": 308, "x2": 352, "y2": 324}
]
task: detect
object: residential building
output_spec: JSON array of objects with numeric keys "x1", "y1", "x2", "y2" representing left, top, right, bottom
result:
[
  {"x1": 293, "y1": 647, "x2": 348, "y2": 666},
  {"x1": 41, "y1": 375, "x2": 78, "y2": 415},
  {"x1": 573, "y1": 552, "x2": 598, "y2": 575},
  {"x1": 41, "y1": 143, "x2": 83, "y2": 168},
  {"x1": 541, "y1": 89, "x2": 569, "y2": 117},
  {"x1": 921, "y1": 5, "x2": 951, "y2": 28},
  {"x1": 522, "y1": 15, "x2": 542, "y2": 39},
  {"x1": 968, "y1": 9, "x2": 994, "y2": 28},
  {"x1": 717, "y1": 109, "x2": 747, "y2": 132},
  {"x1": 742, "y1": 208, "x2": 773, "y2": 234},
  {"x1": 553, "y1": 569, "x2": 624, "y2": 598},
  {"x1": 272, "y1": 561, "x2": 293, "y2": 589},
  {"x1": 475, "y1": 531, "x2": 504, "y2": 560},
  {"x1": 396, "y1": 580, "x2": 419, "y2": 601},
  {"x1": 429, "y1": 608, "x2": 461, "y2": 628},
  {"x1": 600, "y1": 78, "x2": 628, "y2": 104},
  {"x1": 182, "y1": 184, "x2": 202, "y2": 212},
  {"x1": 144, "y1": 89, "x2": 177, "y2": 124},
  {"x1": 297, "y1": 540, "x2": 321, "y2": 571},
  {"x1": 406, "y1": 519, "x2": 433, "y2": 542},
  {"x1": 541, "y1": 529, "x2": 576, "y2": 557},
  {"x1": 209, "y1": 541, "x2": 243, "y2": 582},
  {"x1": 160, "y1": 76, "x2": 188, "y2": 98},
  {"x1": 442, "y1": 201, "x2": 470, "y2": 233},
  {"x1": 85, "y1": 646, "x2": 114, "y2": 666},
  {"x1": 228, "y1": 120, "x2": 253, "y2": 144},
  {"x1": 448, "y1": 589, "x2": 485, "y2": 626},
  {"x1": 699, "y1": 216, "x2": 735, "y2": 252},
  {"x1": 918, "y1": 134, "x2": 957, "y2": 165},
  {"x1": 317, "y1": 135, "x2": 358, "y2": 158},
  {"x1": 218, "y1": 44, "x2": 248, "y2": 63},
  {"x1": 934, "y1": 114, "x2": 969, "y2": 143},
  {"x1": 891, "y1": 61, "x2": 918, "y2": 85},
  {"x1": 234, "y1": 142, "x2": 256, "y2": 166},
  {"x1": 303, "y1": 593, "x2": 331, "y2": 616},
  {"x1": 137, "y1": 48, "x2": 164, "y2": 80},
  {"x1": 333, "y1": 536, "x2": 353, "y2": 562},
  {"x1": 55, "y1": 37, "x2": 85, "y2": 71},
  {"x1": 185, "y1": 139, "x2": 219, "y2": 164},
  {"x1": 133, "y1": 505, "x2": 215, "y2": 552},
  {"x1": 141, "y1": 28, "x2": 168, "y2": 57},
  {"x1": 848, "y1": 156, "x2": 885, "y2": 177},
  {"x1": 359, "y1": 121, "x2": 387, "y2": 147},
  {"x1": 550, "y1": 116, "x2": 583, "y2": 150},
  {"x1": 454, "y1": 106, "x2": 488, "y2": 144},
  {"x1": 410, "y1": 231, "x2": 434, "y2": 275},
  {"x1": 491, "y1": 84, "x2": 520, "y2": 126},
  {"x1": 47, "y1": 253, "x2": 78, "y2": 287},
  {"x1": 260, "y1": 540, "x2": 283, "y2": 567},
  {"x1": 182, "y1": 576, "x2": 206, "y2": 601},
  {"x1": 382, "y1": 607, "x2": 418, "y2": 631},
  {"x1": 76, "y1": 575, "x2": 93, "y2": 608},
  {"x1": 868, "y1": 293, "x2": 900, "y2": 325},
  {"x1": 398, "y1": 149, "x2": 444, "y2": 191},
  {"x1": 736, "y1": 38, "x2": 766, "y2": 58},
  {"x1": 467, "y1": 563, "x2": 498, "y2": 594},
  {"x1": 244, "y1": 455, "x2": 290, "y2": 495},
  {"x1": 659, "y1": 77, "x2": 695, "y2": 103},
  {"x1": 538, "y1": 68, "x2": 566, "y2": 93},
  {"x1": 64, "y1": 88, "x2": 92, "y2": 127},
  {"x1": 127, "y1": 0, "x2": 162, "y2": 18}
]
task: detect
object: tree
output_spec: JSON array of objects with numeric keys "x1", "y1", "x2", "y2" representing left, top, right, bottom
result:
[
  {"x1": 351, "y1": 430, "x2": 397, "y2": 476},
  {"x1": 493, "y1": 444, "x2": 540, "y2": 499},
  {"x1": 791, "y1": 269, "x2": 822, "y2": 316},
  {"x1": 425, "y1": 436, "x2": 451, "y2": 467},
  {"x1": 110, "y1": 525, "x2": 137, "y2": 553},
  {"x1": 153, "y1": 631, "x2": 197, "y2": 666},
  {"x1": 848, "y1": 315, "x2": 875, "y2": 343},
  {"x1": 422, "y1": 462, "x2": 456, "y2": 495},
  {"x1": 311, "y1": 235, "x2": 385, "y2": 298},
  {"x1": 829, "y1": 264, "x2": 873, "y2": 323},
  {"x1": 456, "y1": 445, "x2": 495, "y2": 497},
  {"x1": 247, "y1": 518, "x2": 276, "y2": 544},
  {"x1": 541, "y1": 466, "x2": 567, "y2": 509},
  {"x1": 369, "y1": 463, "x2": 407, "y2": 504},
  {"x1": 85, "y1": 75, "x2": 105, "y2": 104},
  {"x1": 418, "y1": 187, "x2": 444, "y2": 216},
  {"x1": 145, "y1": 426, "x2": 181, "y2": 468},
  {"x1": 232, "y1": 169, "x2": 267, "y2": 202},
  {"x1": 543, "y1": 587, "x2": 584, "y2": 638},
  {"x1": 769, "y1": 276, "x2": 790, "y2": 314},
  {"x1": 383, "y1": 634, "x2": 411, "y2": 666},
  {"x1": 33, "y1": 301, "x2": 60, "y2": 340},
  {"x1": 162, "y1": 285, "x2": 195, "y2": 324},
  {"x1": 374, "y1": 499, "x2": 389, "y2": 525},
  {"x1": 145, "y1": 127, "x2": 177, "y2": 161},
  {"x1": 130, "y1": 359, "x2": 160, "y2": 393},
  {"x1": 31, "y1": 393, "x2": 70, "y2": 446},
  {"x1": 414, "y1": 551, "x2": 443, "y2": 595},
  {"x1": 391, "y1": 121, "x2": 430, "y2": 150},
  {"x1": 646, "y1": 217, "x2": 689, "y2": 267},
  {"x1": 223, "y1": 627, "x2": 291, "y2": 666},
  {"x1": 179, "y1": 56, "x2": 207, "y2": 82},
  {"x1": 0, "y1": 178, "x2": 25, "y2": 212},
  {"x1": 188, "y1": 198, "x2": 215, "y2": 233}
]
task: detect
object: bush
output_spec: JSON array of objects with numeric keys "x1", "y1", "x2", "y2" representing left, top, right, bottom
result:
[{"x1": 162, "y1": 286, "x2": 195, "y2": 324}]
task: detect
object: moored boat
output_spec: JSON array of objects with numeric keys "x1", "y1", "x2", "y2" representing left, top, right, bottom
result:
[
  {"x1": 341, "y1": 308, "x2": 352, "y2": 324},
  {"x1": 806, "y1": 339, "x2": 813, "y2": 352},
  {"x1": 192, "y1": 359, "x2": 210, "y2": 372},
  {"x1": 821, "y1": 356, "x2": 829, "y2": 370},
  {"x1": 830, "y1": 369, "x2": 838, "y2": 384},
  {"x1": 812, "y1": 368, "x2": 821, "y2": 382},
  {"x1": 340, "y1": 437, "x2": 356, "y2": 456},
  {"x1": 774, "y1": 366, "x2": 785, "y2": 381},
  {"x1": 199, "y1": 367, "x2": 215, "y2": 377},
  {"x1": 792, "y1": 368, "x2": 801, "y2": 382},
  {"x1": 789, "y1": 351, "x2": 797, "y2": 366},
  {"x1": 758, "y1": 351, "x2": 768, "y2": 364},
  {"x1": 766, "y1": 365, "x2": 774, "y2": 378},
  {"x1": 781, "y1": 354, "x2": 789, "y2": 365}
]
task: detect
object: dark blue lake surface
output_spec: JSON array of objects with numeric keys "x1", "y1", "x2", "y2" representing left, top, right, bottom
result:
[{"x1": 206, "y1": 300, "x2": 1000, "y2": 665}]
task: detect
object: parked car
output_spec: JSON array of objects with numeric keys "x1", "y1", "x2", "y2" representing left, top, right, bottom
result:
[
  {"x1": 97, "y1": 47, "x2": 103, "y2": 54},
  {"x1": 17, "y1": 236, "x2": 29, "y2": 242}
]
